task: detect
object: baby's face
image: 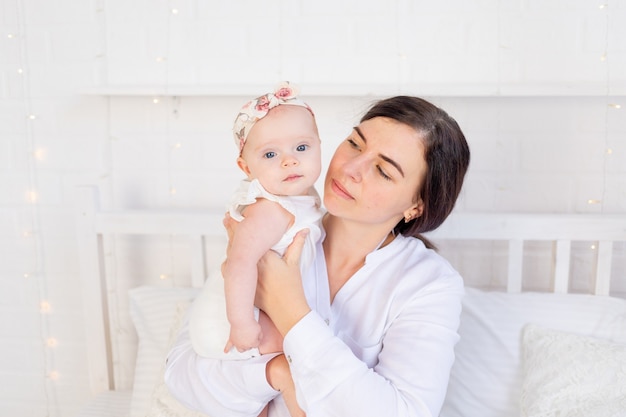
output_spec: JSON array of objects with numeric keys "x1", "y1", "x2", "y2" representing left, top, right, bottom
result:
[{"x1": 238, "y1": 105, "x2": 321, "y2": 196}]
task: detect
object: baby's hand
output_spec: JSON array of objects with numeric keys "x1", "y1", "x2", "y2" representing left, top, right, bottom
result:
[{"x1": 224, "y1": 320, "x2": 263, "y2": 353}]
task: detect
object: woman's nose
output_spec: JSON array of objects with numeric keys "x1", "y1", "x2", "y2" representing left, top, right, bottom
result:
[{"x1": 342, "y1": 156, "x2": 364, "y2": 182}]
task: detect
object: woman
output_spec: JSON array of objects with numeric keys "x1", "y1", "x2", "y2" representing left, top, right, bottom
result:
[{"x1": 165, "y1": 95, "x2": 470, "y2": 417}]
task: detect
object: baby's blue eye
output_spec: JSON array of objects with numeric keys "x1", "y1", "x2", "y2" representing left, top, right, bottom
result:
[
  {"x1": 296, "y1": 144, "x2": 308, "y2": 152},
  {"x1": 264, "y1": 152, "x2": 276, "y2": 159}
]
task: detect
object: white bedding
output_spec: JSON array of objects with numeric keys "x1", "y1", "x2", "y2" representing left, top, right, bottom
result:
[
  {"x1": 76, "y1": 389, "x2": 132, "y2": 417},
  {"x1": 118, "y1": 285, "x2": 626, "y2": 417},
  {"x1": 440, "y1": 287, "x2": 626, "y2": 417}
]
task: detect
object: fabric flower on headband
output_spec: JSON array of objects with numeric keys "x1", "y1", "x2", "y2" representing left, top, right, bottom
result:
[{"x1": 233, "y1": 81, "x2": 313, "y2": 153}]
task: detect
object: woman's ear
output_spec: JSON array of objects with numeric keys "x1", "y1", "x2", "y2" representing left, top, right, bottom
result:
[
  {"x1": 403, "y1": 199, "x2": 424, "y2": 222},
  {"x1": 237, "y1": 156, "x2": 252, "y2": 178}
]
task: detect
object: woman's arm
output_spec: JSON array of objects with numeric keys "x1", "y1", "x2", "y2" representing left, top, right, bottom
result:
[
  {"x1": 256, "y1": 238, "x2": 463, "y2": 417},
  {"x1": 284, "y1": 286, "x2": 462, "y2": 416}
]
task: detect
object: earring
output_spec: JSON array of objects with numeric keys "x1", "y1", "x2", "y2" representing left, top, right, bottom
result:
[{"x1": 404, "y1": 215, "x2": 412, "y2": 223}]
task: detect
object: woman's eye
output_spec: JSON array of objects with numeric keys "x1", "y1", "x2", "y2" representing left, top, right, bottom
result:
[
  {"x1": 347, "y1": 138, "x2": 359, "y2": 148},
  {"x1": 377, "y1": 166, "x2": 392, "y2": 181},
  {"x1": 296, "y1": 144, "x2": 308, "y2": 152},
  {"x1": 264, "y1": 151, "x2": 276, "y2": 159}
]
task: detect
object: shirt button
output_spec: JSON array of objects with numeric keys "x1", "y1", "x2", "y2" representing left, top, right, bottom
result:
[{"x1": 287, "y1": 355, "x2": 293, "y2": 363}]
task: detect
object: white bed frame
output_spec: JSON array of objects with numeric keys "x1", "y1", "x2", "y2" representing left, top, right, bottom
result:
[{"x1": 75, "y1": 185, "x2": 626, "y2": 402}]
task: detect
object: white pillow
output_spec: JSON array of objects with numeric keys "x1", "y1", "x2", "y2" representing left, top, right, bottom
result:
[
  {"x1": 440, "y1": 287, "x2": 626, "y2": 417},
  {"x1": 146, "y1": 300, "x2": 209, "y2": 417},
  {"x1": 129, "y1": 286, "x2": 201, "y2": 417},
  {"x1": 521, "y1": 324, "x2": 626, "y2": 417}
]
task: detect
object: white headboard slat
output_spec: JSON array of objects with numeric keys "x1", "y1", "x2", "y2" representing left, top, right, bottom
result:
[
  {"x1": 595, "y1": 240, "x2": 614, "y2": 296},
  {"x1": 506, "y1": 239, "x2": 523, "y2": 293},
  {"x1": 76, "y1": 186, "x2": 114, "y2": 393},
  {"x1": 553, "y1": 240, "x2": 572, "y2": 294}
]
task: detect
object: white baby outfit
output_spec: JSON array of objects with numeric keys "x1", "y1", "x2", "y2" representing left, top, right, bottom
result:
[{"x1": 189, "y1": 179, "x2": 323, "y2": 359}]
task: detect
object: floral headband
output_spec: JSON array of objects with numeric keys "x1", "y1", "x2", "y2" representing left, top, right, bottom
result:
[{"x1": 233, "y1": 81, "x2": 314, "y2": 153}]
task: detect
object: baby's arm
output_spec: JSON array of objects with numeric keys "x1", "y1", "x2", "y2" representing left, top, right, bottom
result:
[{"x1": 222, "y1": 198, "x2": 293, "y2": 352}]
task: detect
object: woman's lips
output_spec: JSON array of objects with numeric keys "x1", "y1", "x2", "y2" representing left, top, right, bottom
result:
[{"x1": 331, "y1": 179, "x2": 354, "y2": 200}]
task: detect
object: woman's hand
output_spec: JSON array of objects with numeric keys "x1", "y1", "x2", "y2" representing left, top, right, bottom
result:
[
  {"x1": 255, "y1": 229, "x2": 312, "y2": 337},
  {"x1": 266, "y1": 354, "x2": 306, "y2": 417}
]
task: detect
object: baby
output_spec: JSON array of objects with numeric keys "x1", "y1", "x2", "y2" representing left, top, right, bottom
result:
[{"x1": 189, "y1": 82, "x2": 324, "y2": 361}]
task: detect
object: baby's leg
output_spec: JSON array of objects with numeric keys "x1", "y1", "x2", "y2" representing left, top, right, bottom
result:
[{"x1": 258, "y1": 310, "x2": 283, "y2": 354}]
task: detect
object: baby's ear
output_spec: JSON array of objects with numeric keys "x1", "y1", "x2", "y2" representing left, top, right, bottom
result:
[{"x1": 237, "y1": 156, "x2": 252, "y2": 178}]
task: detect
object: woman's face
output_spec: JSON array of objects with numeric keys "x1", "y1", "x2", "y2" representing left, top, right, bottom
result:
[{"x1": 324, "y1": 116, "x2": 427, "y2": 229}]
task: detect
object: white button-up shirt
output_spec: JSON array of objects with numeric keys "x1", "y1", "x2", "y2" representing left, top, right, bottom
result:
[{"x1": 165, "y1": 233, "x2": 463, "y2": 417}]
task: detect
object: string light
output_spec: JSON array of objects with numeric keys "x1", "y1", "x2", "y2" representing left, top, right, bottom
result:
[
  {"x1": 587, "y1": 199, "x2": 602, "y2": 205},
  {"x1": 46, "y1": 338, "x2": 58, "y2": 348},
  {"x1": 47, "y1": 371, "x2": 59, "y2": 380},
  {"x1": 159, "y1": 274, "x2": 168, "y2": 280},
  {"x1": 153, "y1": 97, "x2": 160, "y2": 104},
  {"x1": 33, "y1": 148, "x2": 46, "y2": 161},
  {"x1": 40, "y1": 301, "x2": 51, "y2": 313},
  {"x1": 26, "y1": 190, "x2": 38, "y2": 203},
  {"x1": 171, "y1": 8, "x2": 179, "y2": 14},
  {"x1": 608, "y1": 103, "x2": 621, "y2": 109}
]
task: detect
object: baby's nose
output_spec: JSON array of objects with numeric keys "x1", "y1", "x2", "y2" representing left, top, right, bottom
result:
[{"x1": 282, "y1": 155, "x2": 299, "y2": 166}]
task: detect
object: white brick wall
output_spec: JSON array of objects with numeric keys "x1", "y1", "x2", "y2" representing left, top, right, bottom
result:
[{"x1": 1, "y1": 0, "x2": 625, "y2": 415}]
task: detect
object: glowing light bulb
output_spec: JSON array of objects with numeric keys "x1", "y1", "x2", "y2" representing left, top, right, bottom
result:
[
  {"x1": 587, "y1": 199, "x2": 601, "y2": 205},
  {"x1": 33, "y1": 148, "x2": 46, "y2": 161},
  {"x1": 17, "y1": 68, "x2": 23, "y2": 74},
  {"x1": 170, "y1": 187, "x2": 177, "y2": 195},
  {"x1": 26, "y1": 191, "x2": 38, "y2": 203},
  {"x1": 48, "y1": 371, "x2": 59, "y2": 380},
  {"x1": 171, "y1": 8, "x2": 179, "y2": 14},
  {"x1": 40, "y1": 301, "x2": 51, "y2": 313},
  {"x1": 600, "y1": 53, "x2": 607, "y2": 62},
  {"x1": 7, "y1": 33, "x2": 14, "y2": 39},
  {"x1": 173, "y1": 143, "x2": 182, "y2": 149},
  {"x1": 590, "y1": 244, "x2": 597, "y2": 250},
  {"x1": 23, "y1": 273, "x2": 30, "y2": 278},
  {"x1": 26, "y1": 191, "x2": 39, "y2": 203},
  {"x1": 28, "y1": 114, "x2": 37, "y2": 120},
  {"x1": 155, "y1": 56, "x2": 166, "y2": 63},
  {"x1": 153, "y1": 98, "x2": 160, "y2": 104},
  {"x1": 46, "y1": 338, "x2": 57, "y2": 347},
  {"x1": 607, "y1": 148, "x2": 613, "y2": 155},
  {"x1": 608, "y1": 103, "x2": 621, "y2": 109},
  {"x1": 159, "y1": 274, "x2": 168, "y2": 280}
]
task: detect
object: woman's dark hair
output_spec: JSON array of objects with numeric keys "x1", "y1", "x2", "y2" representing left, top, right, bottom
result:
[{"x1": 361, "y1": 96, "x2": 470, "y2": 249}]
